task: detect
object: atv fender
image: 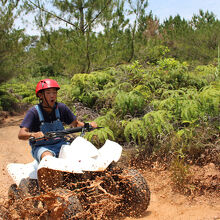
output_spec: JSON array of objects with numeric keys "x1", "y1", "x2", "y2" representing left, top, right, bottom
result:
[{"x1": 7, "y1": 160, "x2": 38, "y2": 186}]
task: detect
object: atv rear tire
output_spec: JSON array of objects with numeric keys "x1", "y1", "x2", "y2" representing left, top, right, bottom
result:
[{"x1": 119, "y1": 169, "x2": 150, "y2": 217}]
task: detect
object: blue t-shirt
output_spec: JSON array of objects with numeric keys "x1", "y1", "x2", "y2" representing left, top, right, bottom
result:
[{"x1": 20, "y1": 103, "x2": 76, "y2": 132}]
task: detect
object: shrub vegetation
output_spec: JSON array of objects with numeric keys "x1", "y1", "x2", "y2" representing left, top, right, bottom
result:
[{"x1": 2, "y1": 58, "x2": 218, "y2": 167}]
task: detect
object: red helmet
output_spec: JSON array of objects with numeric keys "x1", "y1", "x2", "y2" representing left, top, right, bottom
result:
[{"x1": 36, "y1": 79, "x2": 60, "y2": 97}]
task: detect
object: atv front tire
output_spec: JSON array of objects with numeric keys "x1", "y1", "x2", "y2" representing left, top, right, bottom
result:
[
  {"x1": 19, "y1": 178, "x2": 39, "y2": 196},
  {"x1": 41, "y1": 188, "x2": 83, "y2": 219},
  {"x1": 119, "y1": 169, "x2": 150, "y2": 217},
  {"x1": 8, "y1": 184, "x2": 22, "y2": 203},
  {"x1": 8, "y1": 179, "x2": 40, "y2": 214}
]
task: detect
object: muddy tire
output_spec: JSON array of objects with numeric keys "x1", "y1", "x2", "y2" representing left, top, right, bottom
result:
[
  {"x1": 118, "y1": 169, "x2": 150, "y2": 217},
  {"x1": 8, "y1": 179, "x2": 39, "y2": 202},
  {"x1": 19, "y1": 178, "x2": 39, "y2": 196},
  {"x1": 62, "y1": 191, "x2": 83, "y2": 219},
  {"x1": 8, "y1": 180, "x2": 41, "y2": 216},
  {"x1": 42, "y1": 188, "x2": 83, "y2": 219},
  {"x1": 8, "y1": 184, "x2": 22, "y2": 202}
]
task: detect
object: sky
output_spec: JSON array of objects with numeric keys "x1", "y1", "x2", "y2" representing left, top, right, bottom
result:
[
  {"x1": 14, "y1": 0, "x2": 220, "y2": 35},
  {"x1": 147, "y1": 0, "x2": 220, "y2": 22}
]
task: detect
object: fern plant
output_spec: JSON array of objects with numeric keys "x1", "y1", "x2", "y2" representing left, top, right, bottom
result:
[
  {"x1": 114, "y1": 91, "x2": 145, "y2": 117},
  {"x1": 85, "y1": 127, "x2": 115, "y2": 147},
  {"x1": 133, "y1": 85, "x2": 152, "y2": 101},
  {"x1": 143, "y1": 110, "x2": 174, "y2": 138},
  {"x1": 124, "y1": 118, "x2": 146, "y2": 145},
  {"x1": 115, "y1": 61, "x2": 146, "y2": 87},
  {"x1": 194, "y1": 64, "x2": 217, "y2": 78},
  {"x1": 94, "y1": 110, "x2": 117, "y2": 127},
  {"x1": 93, "y1": 110, "x2": 125, "y2": 140},
  {"x1": 157, "y1": 58, "x2": 188, "y2": 71},
  {"x1": 199, "y1": 83, "x2": 220, "y2": 118},
  {"x1": 92, "y1": 71, "x2": 114, "y2": 89},
  {"x1": 179, "y1": 100, "x2": 201, "y2": 124},
  {"x1": 170, "y1": 152, "x2": 190, "y2": 193},
  {"x1": 152, "y1": 89, "x2": 187, "y2": 113},
  {"x1": 117, "y1": 82, "x2": 133, "y2": 92},
  {"x1": 155, "y1": 58, "x2": 210, "y2": 90},
  {"x1": 70, "y1": 71, "x2": 114, "y2": 107},
  {"x1": 145, "y1": 77, "x2": 164, "y2": 92},
  {"x1": 84, "y1": 111, "x2": 116, "y2": 147},
  {"x1": 94, "y1": 86, "x2": 119, "y2": 111},
  {"x1": 151, "y1": 88, "x2": 202, "y2": 125},
  {"x1": 0, "y1": 89, "x2": 18, "y2": 111},
  {"x1": 0, "y1": 81, "x2": 37, "y2": 105},
  {"x1": 174, "y1": 89, "x2": 200, "y2": 124}
]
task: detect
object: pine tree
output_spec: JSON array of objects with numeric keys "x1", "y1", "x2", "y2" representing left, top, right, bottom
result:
[{"x1": 0, "y1": 2, "x2": 27, "y2": 83}]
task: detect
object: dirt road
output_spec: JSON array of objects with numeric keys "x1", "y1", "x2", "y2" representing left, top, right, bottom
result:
[{"x1": 0, "y1": 115, "x2": 220, "y2": 220}]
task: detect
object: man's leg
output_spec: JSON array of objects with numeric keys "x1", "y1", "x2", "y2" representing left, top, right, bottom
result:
[
  {"x1": 38, "y1": 150, "x2": 63, "y2": 191},
  {"x1": 40, "y1": 151, "x2": 54, "y2": 160}
]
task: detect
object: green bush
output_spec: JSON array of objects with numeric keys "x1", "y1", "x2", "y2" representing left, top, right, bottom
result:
[
  {"x1": 117, "y1": 61, "x2": 145, "y2": 85},
  {"x1": 85, "y1": 127, "x2": 115, "y2": 147},
  {"x1": 124, "y1": 118, "x2": 146, "y2": 145},
  {"x1": 1, "y1": 59, "x2": 219, "y2": 166},
  {"x1": 157, "y1": 58, "x2": 189, "y2": 71},
  {"x1": 143, "y1": 110, "x2": 174, "y2": 138},
  {"x1": 70, "y1": 71, "x2": 114, "y2": 107},
  {"x1": 151, "y1": 88, "x2": 212, "y2": 125},
  {"x1": 199, "y1": 82, "x2": 220, "y2": 119},
  {"x1": 114, "y1": 91, "x2": 145, "y2": 117},
  {"x1": 139, "y1": 45, "x2": 170, "y2": 64},
  {"x1": 0, "y1": 89, "x2": 18, "y2": 111}
]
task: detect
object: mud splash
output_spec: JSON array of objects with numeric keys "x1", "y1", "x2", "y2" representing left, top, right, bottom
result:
[
  {"x1": 1, "y1": 169, "x2": 151, "y2": 220},
  {"x1": 0, "y1": 193, "x2": 119, "y2": 220},
  {"x1": 0, "y1": 179, "x2": 121, "y2": 220}
]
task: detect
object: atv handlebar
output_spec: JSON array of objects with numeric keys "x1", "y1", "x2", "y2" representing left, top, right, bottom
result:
[
  {"x1": 45, "y1": 123, "x2": 94, "y2": 138},
  {"x1": 29, "y1": 123, "x2": 103, "y2": 144}
]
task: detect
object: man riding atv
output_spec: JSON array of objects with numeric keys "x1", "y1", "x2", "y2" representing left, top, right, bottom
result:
[
  {"x1": 7, "y1": 78, "x2": 150, "y2": 219},
  {"x1": 18, "y1": 78, "x2": 97, "y2": 162}
]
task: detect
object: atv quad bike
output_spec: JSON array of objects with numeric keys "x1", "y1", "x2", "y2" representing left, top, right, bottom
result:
[{"x1": 7, "y1": 124, "x2": 150, "y2": 219}]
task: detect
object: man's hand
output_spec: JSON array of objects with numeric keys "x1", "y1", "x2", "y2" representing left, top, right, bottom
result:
[
  {"x1": 18, "y1": 127, "x2": 44, "y2": 140},
  {"x1": 70, "y1": 119, "x2": 98, "y2": 128},
  {"x1": 30, "y1": 131, "x2": 44, "y2": 139},
  {"x1": 89, "y1": 121, "x2": 97, "y2": 128}
]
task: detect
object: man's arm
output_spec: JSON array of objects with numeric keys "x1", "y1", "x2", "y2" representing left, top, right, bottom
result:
[
  {"x1": 70, "y1": 119, "x2": 85, "y2": 128},
  {"x1": 18, "y1": 127, "x2": 44, "y2": 140}
]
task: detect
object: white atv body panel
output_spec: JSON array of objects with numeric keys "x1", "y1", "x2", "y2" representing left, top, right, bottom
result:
[
  {"x1": 7, "y1": 137, "x2": 122, "y2": 186},
  {"x1": 7, "y1": 160, "x2": 38, "y2": 186}
]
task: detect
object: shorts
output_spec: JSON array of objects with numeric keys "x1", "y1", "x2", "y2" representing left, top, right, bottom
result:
[{"x1": 31, "y1": 141, "x2": 66, "y2": 162}]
